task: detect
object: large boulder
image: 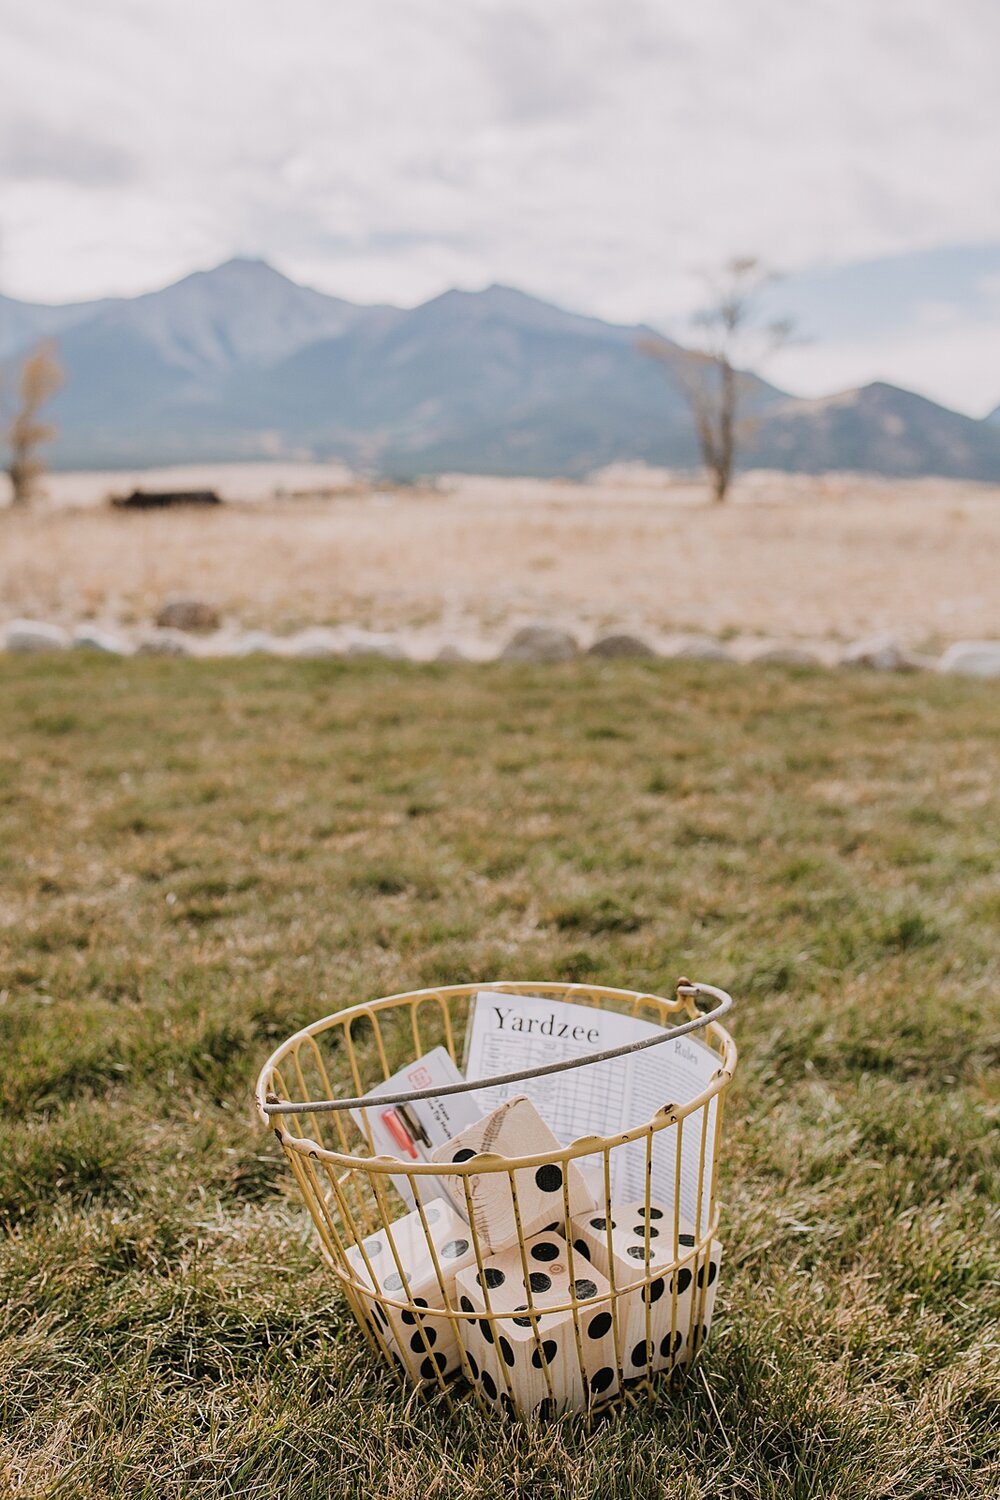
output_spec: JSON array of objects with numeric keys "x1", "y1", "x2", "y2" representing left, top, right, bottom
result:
[
  {"x1": 587, "y1": 633, "x2": 657, "y2": 659},
  {"x1": 937, "y1": 641, "x2": 1000, "y2": 678},
  {"x1": 501, "y1": 625, "x2": 580, "y2": 662},
  {"x1": 4, "y1": 619, "x2": 70, "y2": 653},
  {"x1": 839, "y1": 635, "x2": 927, "y2": 671},
  {"x1": 155, "y1": 599, "x2": 220, "y2": 632}
]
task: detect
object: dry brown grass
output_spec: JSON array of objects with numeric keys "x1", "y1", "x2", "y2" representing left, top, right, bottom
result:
[{"x1": 3, "y1": 467, "x2": 1000, "y2": 648}]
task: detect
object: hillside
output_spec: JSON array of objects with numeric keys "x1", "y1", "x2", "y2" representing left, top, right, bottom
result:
[{"x1": 3, "y1": 260, "x2": 1000, "y2": 479}]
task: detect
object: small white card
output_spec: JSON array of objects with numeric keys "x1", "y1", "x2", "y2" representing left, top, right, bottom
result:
[{"x1": 352, "y1": 1046, "x2": 484, "y2": 1208}]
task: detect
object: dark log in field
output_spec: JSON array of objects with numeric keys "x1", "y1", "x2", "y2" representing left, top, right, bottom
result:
[{"x1": 111, "y1": 489, "x2": 222, "y2": 510}]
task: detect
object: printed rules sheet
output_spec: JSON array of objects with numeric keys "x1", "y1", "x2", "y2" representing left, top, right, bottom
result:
[{"x1": 464, "y1": 991, "x2": 720, "y2": 1231}]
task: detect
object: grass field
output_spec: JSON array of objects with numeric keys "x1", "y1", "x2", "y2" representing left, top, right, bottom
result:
[{"x1": 0, "y1": 655, "x2": 997, "y2": 1499}]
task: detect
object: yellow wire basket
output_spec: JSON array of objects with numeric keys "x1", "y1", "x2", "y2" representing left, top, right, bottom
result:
[{"x1": 255, "y1": 978, "x2": 737, "y2": 1419}]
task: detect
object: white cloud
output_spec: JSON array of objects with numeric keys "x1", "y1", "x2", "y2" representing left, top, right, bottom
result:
[{"x1": 1, "y1": 0, "x2": 1000, "y2": 409}]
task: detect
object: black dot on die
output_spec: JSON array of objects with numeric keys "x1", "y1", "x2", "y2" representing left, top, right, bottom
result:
[
  {"x1": 477, "y1": 1267, "x2": 506, "y2": 1289},
  {"x1": 675, "y1": 1267, "x2": 692, "y2": 1295},
  {"x1": 440, "y1": 1238, "x2": 469, "y2": 1260},
  {"x1": 573, "y1": 1278, "x2": 598, "y2": 1301},
  {"x1": 587, "y1": 1311, "x2": 612, "y2": 1339},
  {"x1": 660, "y1": 1329, "x2": 682, "y2": 1360},
  {"x1": 466, "y1": 1351, "x2": 479, "y2": 1380},
  {"x1": 531, "y1": 1240, "x2": 559, "y2": 1262},
  {"x1": 423, "y1": 1206, "x2": 440, "y2": 1225},
  {"x1": 698, "y1": 1260, "x2": 718, "y2": 1288},
  {"x1": 528, "y1": 1272, "x2": 551, "y2": 1294},
  {"x1": 409, "y1": 1325, "x2": 437, "y2": 1353},
  {"x1": 543, "y1": 1222, "x2": 561, "y2": 1233},
  {"x1": 679, "y1": 1232, "x2": 695, "y2": 1248},
  {"x1": 499, "y1": 1336, "x2": 516, "y2": 1367},
  {"x1": 500, "y1": 1393, "x2": 517, "y2": 1421},
  {"x1": 643, "y1": 1277, "x2": 665, "y2": 1305},
  {"x1": 481, "y1": 1369, "x2": 498, "y2": 1400},
  {"x1": 589, "y1": 1216, "x2": 614, "y2": 1231},
  {"x1": 459, "y1": 1295, "x2": 474, "y2": 1313},
  {"x1": 535, "y1": 1163, "x2": 563, "y2": 1193},
  {"x1": 365, "y1": 1238, "x2": 384, "y2": 1257},
  {"x1": 400, "y1": 1296, "x2": 428, "y2": 1326},
  {"x1": 452, "y1": 1147, "x2": 476, "y2": 1163},
  {"x1": 535, "y1": 1397, "x2": 557, "y2": 1421},
  {"x1": 638, "y1": 1206, "x2": 663, "y2": 1220},
  {"x1": 591, "y1": 1366, "x2": 615, "y2": 1394},
  {"x1": 479, "y1": 1318, "x2": 494, "y2": 1343},
  {"x1": 419, "y1": 1351, "x2": 447, "y2": 1380},
  {"x1": 632, "y1": 1224, "x2": 659, "y2": 1238},
  {"x1": 383, "y1": 1272, "x2": 404, "y2": 1292},
  {"x1": 626, "y1": 1244, "x2": 648, "y2": 1261},
  {"x1": 573, "y1": 1239, "x2": 592, "y2": 1261},
  {"x1": 531, "y1": 1338, "x2": 558, "y2": 1368},
  {"x1": 373, "y1": 1303, "x2": 388, "y2": 1328},
  {"x1": 512, "y1": 1304, "x2": 532, "y2": 1328},
  {"x1": 630, "y1": 1340, "x2": 653, "y2": 1367}
]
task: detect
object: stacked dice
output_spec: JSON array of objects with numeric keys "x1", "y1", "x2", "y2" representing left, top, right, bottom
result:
[
  {"x1": 569, "y1": 1198, "x2": 722, "y2": 1382},
  {"x1": 430, "y1": 1094, "x2": 595, "y2": 1251},
  {"x1": 344, "y1": 1196, "x2": 477, "y2": 1386},
  {"x1": 453, "y1": 1228, "x2": 620, "y2": 1416}
]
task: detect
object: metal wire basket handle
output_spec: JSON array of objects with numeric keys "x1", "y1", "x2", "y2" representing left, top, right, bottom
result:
[{"x1": 262, "y1": 979, "x2": 732, "y2": 1117}]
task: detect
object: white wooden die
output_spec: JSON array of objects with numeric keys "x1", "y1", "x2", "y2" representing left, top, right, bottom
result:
[
  {"x1": 454, "y1": 1230, "x2": 620, "y2": 1416},
  {"x1": 345, "y1": 1196, "x2": 476, "y2": 1385},
  {"x1": 569, "y1": 1200, "x2": 722, "y2": 1380},
  {"x1": 430, "y1": 1095, "x2": 594, "y2": 1254}
]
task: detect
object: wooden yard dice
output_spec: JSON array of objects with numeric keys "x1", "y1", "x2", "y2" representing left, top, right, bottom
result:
[
  {"x1": 344, "y1": 1196, "x2": 476, "y2": 1385},
  {"x1": 569, "y1": 1200, "x2": 722, "y2": 1381},
  {"x1": 454, "y1": 1229, "x2": 620, "y2": 1416},
  {"x1": 430, "y1": 1095, "x2": 594, "y2": 1254}
]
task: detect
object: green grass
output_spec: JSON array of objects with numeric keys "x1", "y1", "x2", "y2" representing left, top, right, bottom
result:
[{"x1": 0, "y1": 655, "x2": 997, "y2": 1500}]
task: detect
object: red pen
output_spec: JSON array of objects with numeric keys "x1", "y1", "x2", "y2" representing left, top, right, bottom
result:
[{"x1": 381, "y1": 1108, "x2": 419, "y2": 1160}]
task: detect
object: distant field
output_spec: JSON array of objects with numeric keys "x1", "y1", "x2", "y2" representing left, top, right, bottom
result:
[
  {"x1": 0, "y1": 654, "x2": 997, "y2": 1499},
  {"x1": 3, "y1": 467, "x2": 1000, "y2": 650}
]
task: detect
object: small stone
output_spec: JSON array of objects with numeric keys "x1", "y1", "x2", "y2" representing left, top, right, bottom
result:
[
  {"x1": 136, "y1": 629, "x2": 191, "y2": 657},
  {"x1": 289, "y1": 629, "x2": 343, "y2": 659},
  {"x1": 72, "y1": 626, "x2": 131, "y2": 655},
  {"x1": 346, "y1": 635, "x2": 408, "y2": 660},
  {"x1": 663, "y1": 635, "x2": 733, "y2": 662},
  {"x1": 587, "y1": 633, "x2": 657, "y2": 659},
  {"x1": 937, "y1": 641, "x2": 1000, "y2": 678},
  {"x1": 501, "y1": 625, "x2": 579, "y2": 663},
  {"x1": 840, "y1": 635, "x2": 922, "y2": 672},
  {"x1": 155, "y1": 599, "x2": 220, "y2": 632},
  {"x1": 4, "y1": 619, "x2": 70, "y2": 653},
  {"x1": 742, "y1": 643, "x2": 822, "y2": 667},
  {"x1": 230, "y1": 631, "x2": 282, "y2": 656}
]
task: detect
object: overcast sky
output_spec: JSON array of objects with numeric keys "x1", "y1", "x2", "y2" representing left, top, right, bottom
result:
[{"x1": 2, "y1": 0, "x2": 1000, "y2": 412}]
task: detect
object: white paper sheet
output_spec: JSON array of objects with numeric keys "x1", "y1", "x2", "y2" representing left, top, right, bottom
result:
[{"x1": 463, "y1": 992, "x2": 719, "y2": 1231}]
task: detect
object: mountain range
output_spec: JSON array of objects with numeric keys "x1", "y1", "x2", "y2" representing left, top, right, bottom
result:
[{"x1": 2, "y1": 257, "x2": 1000, "y2": 480}]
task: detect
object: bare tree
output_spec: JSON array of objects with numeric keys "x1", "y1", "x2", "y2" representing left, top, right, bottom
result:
[
  {"x1": 4, "y1": 341, "x2": 65, "y2": 507},
  {"x1": 642, "y1": 257, "x2": 792, "y2": 503}
]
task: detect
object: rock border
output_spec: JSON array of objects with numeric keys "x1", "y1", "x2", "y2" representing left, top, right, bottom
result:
[{"x1": 2, "y1": 617, "x2": 998, "y2": 678}]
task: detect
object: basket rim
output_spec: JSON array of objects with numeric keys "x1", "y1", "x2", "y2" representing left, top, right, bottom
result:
[{"x1": 255, "y1": 978, "x2": 737, "y2": 1170}]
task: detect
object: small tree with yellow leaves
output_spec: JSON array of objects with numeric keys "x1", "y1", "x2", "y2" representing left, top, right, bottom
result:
[{"x1": 5, "y1": 341, "x2": 65, "y2": 506}]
